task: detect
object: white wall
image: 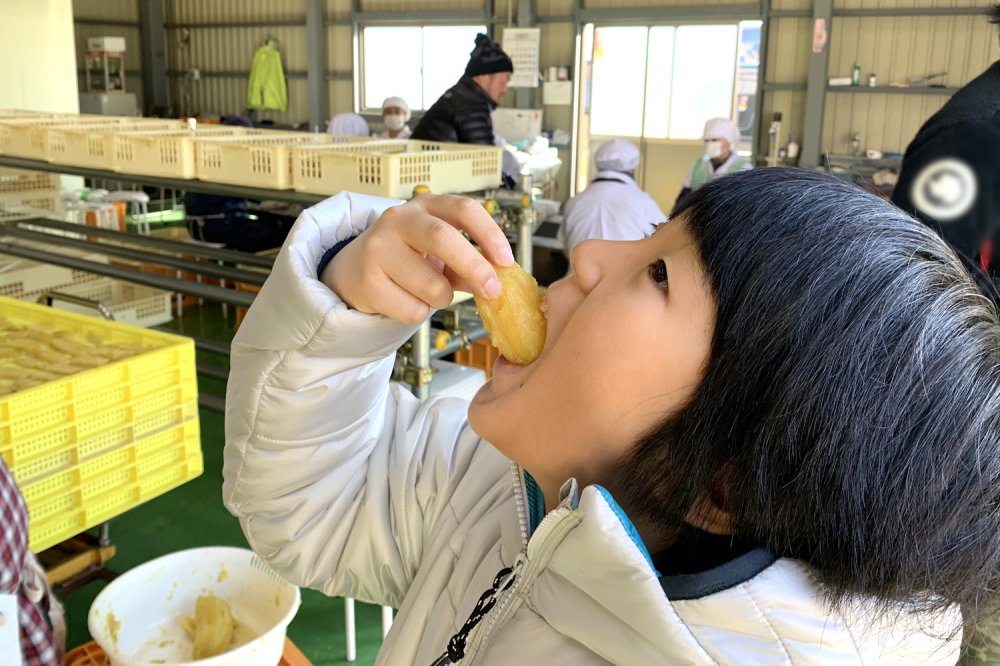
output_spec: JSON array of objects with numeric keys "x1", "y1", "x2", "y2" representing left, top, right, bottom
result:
[{"x1": 0, "y1": 0, "x2": 80, "y2": 113}]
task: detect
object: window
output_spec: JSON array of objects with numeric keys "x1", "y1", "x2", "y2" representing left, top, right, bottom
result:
[
  {"x1": 588, "y1": 21, "x2": 761, "y2": 146},
  {"x1": 361, "y1": 25, "x2": 487, "y2": 112}
]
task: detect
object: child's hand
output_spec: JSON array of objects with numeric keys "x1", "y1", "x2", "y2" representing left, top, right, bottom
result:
[{"x1": 323, "y1": 194, "x2": 515, "y2": 324}]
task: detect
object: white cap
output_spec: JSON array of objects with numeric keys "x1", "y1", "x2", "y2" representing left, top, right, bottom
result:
[
  {"x1": 328, "y1": 113, "x2": 370, "y2": 137},
  {"x1": 381, "y1": 96, "x2": 411, "y2": 122},
  {"x1": 595, "y1": 139, "x2": 640, "y2": 173},
  {"x1": 702, "y1": 117, "x2": 741, "y2": 149}
]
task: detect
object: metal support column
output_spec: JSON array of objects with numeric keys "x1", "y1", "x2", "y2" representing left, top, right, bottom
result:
[
  {"x1": 138, "y1": 0, "x2": 170, "y2": 115},
  {"x1": 753, "y1": 0, "x2": 770, "y2": 163},
  {"x1": 409, "y1": 322, "x2": 432, "y2": 401},
  {"x1": 515, "y1": 0, "x2": 535, "y2": 109},
  {"x1": 800, "y1": 0, "x2": 833, "y2": 168},
  {"x1": 306, "y1": 0, "x2": 329, "y2": 132}
]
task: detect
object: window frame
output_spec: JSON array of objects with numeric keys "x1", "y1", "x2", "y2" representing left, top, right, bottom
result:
[{"x1": 357, "y1": 23, "x2": 490, "y2": 115}]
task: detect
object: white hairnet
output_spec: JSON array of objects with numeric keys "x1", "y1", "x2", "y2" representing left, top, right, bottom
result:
[
  {"x1": 381, "y1": 96, "x2": 411, "y2": 122},
  {"x1": 328, "y1": 113, "x2": 370, "y2": 137},
  {"x1": 595, "y1": 139, "x2": 640, "y2": 173},
  {"x1": 702, "y1": 117, "x2": 742, "y2": 149}
]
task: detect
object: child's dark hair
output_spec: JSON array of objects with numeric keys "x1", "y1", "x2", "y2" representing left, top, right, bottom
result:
[{"x1": 615, "y1": 168, "x2": 1000, "y2": 624}]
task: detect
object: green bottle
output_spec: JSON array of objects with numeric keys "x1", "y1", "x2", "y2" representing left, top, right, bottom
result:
[{"x1": 852, "y1": 62, "x2": 862, "y2": 86}]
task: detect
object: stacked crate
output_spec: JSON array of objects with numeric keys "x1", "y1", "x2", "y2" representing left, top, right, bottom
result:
[
  {"x1": 0, "y1": 297, "x2": 201, "y2": 552},
  {"x1": 0, "y1": 167, "x2": 61, "y2": 222}
]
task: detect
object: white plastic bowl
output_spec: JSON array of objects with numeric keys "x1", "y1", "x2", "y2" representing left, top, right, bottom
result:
[{"x1": 89, "y1": 546, "x2": 300, "y2": 666}]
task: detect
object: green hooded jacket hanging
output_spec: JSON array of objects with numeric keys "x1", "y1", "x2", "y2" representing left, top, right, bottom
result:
[{"x1": 247, "y1": 40, "x2": 288, "y2": 111}]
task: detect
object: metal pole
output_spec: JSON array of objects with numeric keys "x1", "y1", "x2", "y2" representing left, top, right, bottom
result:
[
  {"x1": 306, "y1": 0, "x2": 329, "y2": 132},
  {"x1": 0, "y1": 241, "x2": 255, "y2": 307},
  {"x1": 515, "y1": 0, "x2": 536, "y2": 110},
  {"x1": 753, "y1": 0, "x2": 770, "y2": 164},
  {"x1": 11, "y1": 217, "x2": 275, "y2": 268},
  {"x1": 801, "y1": 0, "x2": 833, "y2": 168},
  {"x1": 516, "y1": 209, "x2": 534, "y2": 274},
  {"x1": 0, "y1": 227, "x2": 268, "y2": 285},
  {"x1": 138, "y1": 0, "x2": 170, "y2": 114},
  {"x1": 410, "y1": 321, "x2": 431, "y2": 400}
]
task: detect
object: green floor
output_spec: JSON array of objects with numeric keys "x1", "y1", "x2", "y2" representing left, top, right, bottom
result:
[{"x1": 60, "y1": 303, "x2": 386, "y2": 665}]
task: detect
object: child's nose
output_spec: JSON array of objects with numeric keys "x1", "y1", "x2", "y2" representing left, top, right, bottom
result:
[{"x1": 569, "y1": 239, "x2": 619, "y2": 293}]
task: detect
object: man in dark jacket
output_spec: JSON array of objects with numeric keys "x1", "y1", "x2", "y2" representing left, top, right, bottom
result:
[
  {"x1": 891, "y1": 5, "x2": 1000, "y2": 272},
  {"x1": 412, "y1": 33, "x2": 512, "y2": 145}
]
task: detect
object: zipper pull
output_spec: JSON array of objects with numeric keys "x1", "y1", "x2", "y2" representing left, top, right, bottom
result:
[{"x1": 427, "y1": 562, "x2": 521, "y2": 665}]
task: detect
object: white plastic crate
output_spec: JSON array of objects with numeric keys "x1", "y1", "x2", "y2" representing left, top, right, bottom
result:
[
  {"x1": 45, "y1": 118, "x2": 187, "y2": 169},
  {"x1": 54, "y1": 278, "x2": 173, "y2": 328},
  {"x1": 195, "y1": 132, "x2": 362, "y2": 190},
  {"x1": 292, "y1": 140, "x2": 504, "y2": 198},
  {"x1": 0, "y1": 195, "x2": 60, "y2": 222},
  {"x1": 111, "y1": 126, "x2": 266, "y2": 178},
  {"x1": 0, "y1": 168, "x2": 60, "y2": 196},
  {"x1": 0, "y1": 250, "x2": 107, "y2": 302},
  {"x1": 0, "y1": 115, "x2": 123, "y2": 160}
]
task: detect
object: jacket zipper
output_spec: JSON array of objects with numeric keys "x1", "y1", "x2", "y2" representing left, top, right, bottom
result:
[
  {"x1": 464, "y1": 504, "x2": 581, "y2": 664},
  {"x1": 509, "y1": 465, "x2": 530, "y2": 549}
]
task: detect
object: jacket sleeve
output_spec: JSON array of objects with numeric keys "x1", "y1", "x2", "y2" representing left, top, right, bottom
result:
[
  {"x1": 223, "y1": 191, "x2": 510, "y2": 607},
  {"x1": 891, "y1": 118, "x2": 1000, "y2": 261},
  {"x1": 453, "y1": 100, "x2": 496, "y2": 145}
]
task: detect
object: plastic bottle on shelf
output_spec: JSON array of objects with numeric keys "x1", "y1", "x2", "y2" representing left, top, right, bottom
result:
[
  {"x1": 852, "y1": 62, "x2": 862, "y2": 86},
  {"x1": 787, "y1": 135, "x2": 800, "y2": 161},
  {"x1": 869, "y1": 72, "x2": 877, "y2": 87}
]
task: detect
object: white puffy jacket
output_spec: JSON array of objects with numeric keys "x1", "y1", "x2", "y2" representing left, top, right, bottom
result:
[{"x1": 224, "y1": 192, "x2": 962, "y2": 665}]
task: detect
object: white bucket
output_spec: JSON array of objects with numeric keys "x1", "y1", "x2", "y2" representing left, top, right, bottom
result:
[{"x1": 88, "y1": 546, "x2": 300, "y2": 666}]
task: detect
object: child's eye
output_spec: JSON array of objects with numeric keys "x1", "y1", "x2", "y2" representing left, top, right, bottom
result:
[{"x1": 648, "y1": 259, "x2": 669, "y2": 290}]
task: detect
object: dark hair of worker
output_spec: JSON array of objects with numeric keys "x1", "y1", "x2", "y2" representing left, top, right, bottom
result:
[{"x1": 611, "y1": 168, "x2": 1000, "y2": 629}]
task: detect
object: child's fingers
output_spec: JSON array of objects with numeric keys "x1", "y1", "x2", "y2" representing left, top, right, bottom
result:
[
  {"x1": 396, "y1": 214, "x2": 501, "y2": 300},
  {"x1": 413, "y1": 195, "x2": 514, "y2": 268},
  {"x1": 383, "y1": 251, "x2": 454, "y2": 311},
  {"x1": 367, "y1": 273, "x2": 433, "y2": 325}
]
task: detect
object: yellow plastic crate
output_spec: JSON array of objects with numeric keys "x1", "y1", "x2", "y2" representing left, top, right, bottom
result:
[
  {"x1": 110, "y1": 126, "x2": 266, "y2": 178},
  {"x1": 291, "y1": 139, "x2": 504, "y2": 198},
  {"x1": 0, "y1": 115, "x2": 127, "y2": 160},
  {"x1": 45, "y1": 118, "x2": 188, "y2": 169},
  {"x1": 195, "y1": 131, "x2": 360, "y2": 190},
  {"x1": 0, "y1": 296, "x2": 201, "y2": 551}
]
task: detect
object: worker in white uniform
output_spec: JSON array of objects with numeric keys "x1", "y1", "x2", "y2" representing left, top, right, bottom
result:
[
  {"x1": 676, "y1": 117, "x2": 753, "y2": 205},
  {"x1": 328, "y1": 112, "x2": 370, "y2": 137},
  {"x1": 377, "y1": 96, "x2": 412, "y2": 140},
  {"x1": 559, "y1": 139, "x2": 665, "y2": 261}
]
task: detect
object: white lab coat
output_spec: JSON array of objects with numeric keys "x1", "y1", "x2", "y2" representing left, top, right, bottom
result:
[
  {"x1": 376, "y1": 125, "x2": 412, "y2": 140},
  {"x1": 558, "y1": 170, "x2": 666, "y2": 258}
]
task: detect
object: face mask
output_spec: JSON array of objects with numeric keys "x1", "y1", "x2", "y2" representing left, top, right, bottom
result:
[
  {"x1": 705, "y1": 140, "x2": 724, "y2": 159},
  {"x1": 384, "y1": 114, "x2": 406, "y2": 131}
]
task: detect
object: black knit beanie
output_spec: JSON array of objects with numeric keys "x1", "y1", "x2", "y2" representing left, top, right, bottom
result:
[{"x1": 464, "y1": 33, "x2": 513, "y2": 77}]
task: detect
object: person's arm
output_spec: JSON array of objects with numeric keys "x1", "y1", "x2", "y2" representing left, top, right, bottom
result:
[
  {"x1": 453, "y1": 101, "x2": 496, "y2": 145},
  {"x1": 892, "y1": 119, "x2": 1000, "y2": 261},
  {"x1": 223, "y1": 192, "x2": 514, "y2": 607}
]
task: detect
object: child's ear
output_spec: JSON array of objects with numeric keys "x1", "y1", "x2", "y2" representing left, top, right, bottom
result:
[{"x1": 683, "y1": 466, "x2": 735, "y2": 536}]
